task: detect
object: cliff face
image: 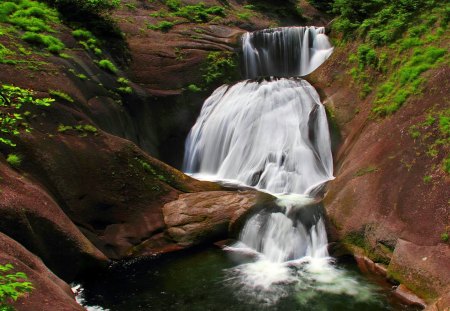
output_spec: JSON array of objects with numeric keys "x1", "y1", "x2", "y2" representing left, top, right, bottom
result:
[{"x1": 309, "y1": 13, "x2": 449, "y2": 303}]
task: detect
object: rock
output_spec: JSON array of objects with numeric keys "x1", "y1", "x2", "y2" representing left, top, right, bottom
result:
[
  {"x1": 388, "y1": 239, "x2": 450, "y2": 301},
  {"x1": 0, "y1": 232, "x2": 84, "y2": 311},
  {"x1": 0, "y1": 159, "x2": 108, "y2": 281},
  {"x1": 426, "y1": 291, "x2": 450, "y2": 311},
  {"x1": 310, "y1": 32, "x2": 450, "y2": 301},
  {"x1": 15, "y1": 129, "x2": 220, "y2": 259},
  {"x1": 162, "y1": 191, "x2": 268, "y2": 247},
  {"x1": 394, "y1": 284, "x2": 427, "y2": 309}
]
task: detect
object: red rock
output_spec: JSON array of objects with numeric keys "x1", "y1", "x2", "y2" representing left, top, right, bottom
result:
[{"x1": 0, "y1": 232, "x2": 84, "y2": 311}]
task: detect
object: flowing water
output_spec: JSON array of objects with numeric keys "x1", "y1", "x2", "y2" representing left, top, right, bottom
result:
[{"x1": 78, "y1": 27, "x2": 420, "y2": 311}]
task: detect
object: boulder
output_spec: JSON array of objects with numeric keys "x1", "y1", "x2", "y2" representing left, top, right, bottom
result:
[{"x1": 162, "y1": 190, "x2": 271, "y2": 247}]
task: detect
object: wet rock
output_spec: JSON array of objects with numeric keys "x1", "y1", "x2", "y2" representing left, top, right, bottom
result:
[{"x1": 394, "y1": 284, "x2": 427, "y2": 309}]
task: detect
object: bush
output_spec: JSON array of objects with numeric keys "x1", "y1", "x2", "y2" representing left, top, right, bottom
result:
[
  {"x1": 98, "y1": 59, "x2": 118, "y2": 73},
  {"x1": 6, "y1": 153, "x2": 22, "y2": 167},
  {"x1": 0, "y1": 264, "x2": 33, "y2": 309},
  {"x1": 203, "y1": 51, "x2": 237, "y2": 85}
]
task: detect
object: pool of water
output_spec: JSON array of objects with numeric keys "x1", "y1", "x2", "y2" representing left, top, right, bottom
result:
[{"x1": 78, "y1": 247, "x2": 420, "y2": 311}]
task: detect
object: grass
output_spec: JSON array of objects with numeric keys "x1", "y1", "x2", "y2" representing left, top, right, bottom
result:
[
  {"x1": 21, "y1": 32, "x2": 65, "y2": 53},
  {"x1": 340, "y1": 1, "x2": 448, "y2": 117},
  {"x1": 6, "y1": 153, "x2": 22, "y2": 167},
  {"x1": 49, "y1": 89, "x2": 74, "y2": 103}
]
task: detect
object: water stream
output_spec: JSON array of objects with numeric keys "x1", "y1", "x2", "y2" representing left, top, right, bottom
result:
[{"x1": 78, "y1": 27, "x2": 418, "y2": 310}]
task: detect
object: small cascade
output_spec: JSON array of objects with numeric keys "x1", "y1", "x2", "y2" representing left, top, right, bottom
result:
[{"x1": 242, "y1": 27, "x2": 333, "y2": 79}]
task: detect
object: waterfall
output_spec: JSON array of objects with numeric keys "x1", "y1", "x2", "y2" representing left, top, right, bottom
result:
[
  {"x1": 183, "y1": 26, "x2": 335, "y2": 304},
  {"x1": 183, "y1": 78, "x2": 334, "y2": 195},
  {"x1": 242, "y1": 27, "x2": 333, "y2": 79}
]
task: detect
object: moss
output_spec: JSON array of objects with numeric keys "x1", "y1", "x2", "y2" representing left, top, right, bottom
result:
[
  {"x1": 202, "y1": 51, "x2": 238, "y2": 86},
  {"x1": 98, "y1": 59, "x2": 118, "y2": 74},
  {"x1": 147, "y1": 21, "x2": 175, "y2": 32}
]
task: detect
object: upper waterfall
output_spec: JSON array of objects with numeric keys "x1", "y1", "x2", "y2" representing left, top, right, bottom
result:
[
  {"x1": 183, "y1": 78, "x2": 334, "y2": 195},
  {"x1": 242, "y1": 27, "x2": 333, "y2": 79}
]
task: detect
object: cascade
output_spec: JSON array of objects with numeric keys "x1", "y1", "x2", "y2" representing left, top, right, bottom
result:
[
  {"x1": 183, "y1": 26, "x2": 335, "y2": 303},
  {"x1": 242, "y1": 26, "x2": 333, "y2": 78}
]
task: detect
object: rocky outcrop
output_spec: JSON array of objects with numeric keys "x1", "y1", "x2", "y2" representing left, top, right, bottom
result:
[
  {"x1": 0, "y1": 158, "x2": 108, "y2": 280},
  {"x1": 309, "y1": 32, "x2": 450, "y2": 304},
  {"x1": 0, "y1": 232, "x2": 83, "y2": 311},
  {"x1": 162, "y1": 191, "x2": 273, "y2": 247}
]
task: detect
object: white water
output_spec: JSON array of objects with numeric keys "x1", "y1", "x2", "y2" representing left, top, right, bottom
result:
[
  {"x1": 183, "y1": 78, "x2": 334, "y2": 195},
  {"x1": 242, "y1": 27, "x2": 334, "y2": 78},
  {"x1": 183, "y1": 26, "x2": 374, "y2": 305}
]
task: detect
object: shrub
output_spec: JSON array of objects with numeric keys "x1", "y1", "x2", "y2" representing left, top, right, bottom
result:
[
  {"x1": 44, "y1": 0, "x2": 120, "y2": 17},
  {"x1": 203, "y1": 51, "x2": 237, "y2": 85},
  {"x1": 0, "y1": 264, "x2": 33, "y2": 309},
  {"x1": 6, "y1": 153, "x2": 22, "y2": 167},
  {"x1": 98, "y1": 59, "x2": 118, "y2": 73}
]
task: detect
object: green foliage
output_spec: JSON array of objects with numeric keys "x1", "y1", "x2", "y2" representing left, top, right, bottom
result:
[
  {"x1": 149, "y1": 1, "x2": 226, "y2": 26},
  {"x1": 58, "y1": 124, "x2": 98, "y2": 135},
  {"x1": 6, "y1": 153, "x2": 21, "y2": 167},
  {"x1": 236, "y1": 12, "x2": 253, "y2": 20},
  {"x1": 98, "y1": 59, "x2": 118, "y2": 74},
  {"x1": 72, "y1": 29, "x2": 93, "y2": 40},
  {"x1": 443, "y1": 157, "x2": 450, "y2": 174},
  {"x1": 354, "y1": 165, "x2": 378, "y2": 177},
  {"x1": 0, "y1": 84, "x2": 54, "y2": 147},
  {"x1": 116, "y1": 77, "x2": 132, "y2": 94},
  {"x1": 203, "y1": 51, "x2": 237, "y2": 86},
  {"x1": 372, "y1": 47, "x2": 445, "y2": 116},
  {"x1": 187, "y1": 84, "x2": 202, "y2": 93},
  {"x1": 0, "y1": 264, "x2": 33, "y2": 309},
  {"x1": 147, "y1": 20, "x2": 174, "y2": 32},
  {"x1": 422, "y1": 175, "x2": 432, "y2": 184},
  {"x1": 48, "y1": 90, "x2": 74, "y2": 103},
  {"x1": 21, "y1": 32, "x2": 65, "y2": 53},
  {"x1": 441, "y1": 232, "x2": 449, "y2": 243},
  {"x1": 44, "y1": 0, "x2": 120, "y2": 17}
]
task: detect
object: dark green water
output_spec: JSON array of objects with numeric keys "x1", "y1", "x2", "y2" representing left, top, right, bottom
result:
[{"x1": 79, "y1": 247, "x2": 420, "y2": 311}]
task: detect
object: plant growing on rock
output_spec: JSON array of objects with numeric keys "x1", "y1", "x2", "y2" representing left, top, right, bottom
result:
[
  {"x1": 6, "y1": 153, "x2": 22, "y2": 167},
  {"x1": 0, "y1": 84, "x2": 54, "y2": 147},
  {"x1": 0, "y1": 264, "x2": 33, "y2": 310}
]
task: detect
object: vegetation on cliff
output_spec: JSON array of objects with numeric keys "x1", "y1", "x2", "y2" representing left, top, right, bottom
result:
[{"x1": 0, "y1": 264, "x2": 33, "y2": 311}]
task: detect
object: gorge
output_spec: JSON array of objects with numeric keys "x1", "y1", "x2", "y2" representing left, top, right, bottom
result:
[{"x1": 0, "y1": 0, "x2": 449, "y2": 310}]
